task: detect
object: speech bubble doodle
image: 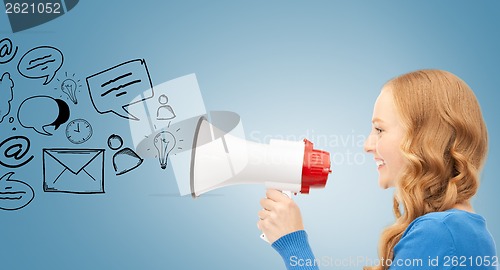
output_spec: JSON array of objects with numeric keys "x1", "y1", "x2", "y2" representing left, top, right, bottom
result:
[
  {"x1": 0, "y1": 72, "x2": 14, "y2": 123},
  {"x1": 0, "y1": 172, "x2": 35, "y2": 211},
  {"x1": 17, "y1": 96, "x2": 70, "y2": 136},
  {"x1": 17, "y1": 46, "x2": 64, "y2": 85},
  {"x1": 0, "y1": 136, "x2": 34, "y2": 168},
  {"x1": 0, "y1": 38, "x2": 18, "y2": 64},
  {"x1": 86, "y1": 59, "x2": 154, "y2": 120}
]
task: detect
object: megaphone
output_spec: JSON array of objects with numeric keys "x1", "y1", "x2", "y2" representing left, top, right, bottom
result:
[
  {"x1": 134, "y1": 109, "x2": 331, "y2": 243},
  {"x1": 188, "y1": 114, "x2": 332, "y2": 198}
]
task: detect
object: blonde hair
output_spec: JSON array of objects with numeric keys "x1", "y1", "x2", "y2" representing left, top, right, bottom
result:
[{"x1": 366, "y1": 70, "x2": 488, "y2": 270}]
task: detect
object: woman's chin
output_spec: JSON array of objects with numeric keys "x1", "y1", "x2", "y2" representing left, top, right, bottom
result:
[{"x1": 378, "y1": 178, "x2": 394, "y2": 189}]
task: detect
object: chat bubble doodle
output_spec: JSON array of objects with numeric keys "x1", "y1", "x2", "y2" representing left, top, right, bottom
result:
[
  {"x1": 0, "y1": 172, "x2": 35, "y2": 211},
  {"x1": 17, "y1": 46, "x2": 64, "y2": 85},
  {"x1": 0, "y1": 38, "x2": 18, "y2": 64},
  {"x1": 0, "y1": 136, "x2": 34, "y2": 168},
  {"x1": 86, "y1": 59, "x2": 154, "y2": 121},
  {"x1": 0, "y1": 72, "x2": 15, "y2": 123},
  {"x1": 17, "y1": 96, "x2": 70, "y2": 136}
]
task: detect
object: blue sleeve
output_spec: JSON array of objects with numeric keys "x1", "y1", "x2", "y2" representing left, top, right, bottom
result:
[
  {"x1": 272, "y1": 230, "x2": 319, "y2": 270},
  {"x1": 390, "y1": 218, "x2": 454, "y2": 270}
]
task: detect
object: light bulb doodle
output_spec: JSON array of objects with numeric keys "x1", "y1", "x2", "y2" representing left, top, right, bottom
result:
[
  {"x1": 55, "y1": 72, "x2": 82, "y2": 105},
  {"x1": 153, "y1": 131, "x2": 176, "y2": 169},
  {"x1": 62, "y1": 79, "x2": 78, "y2": 104}
]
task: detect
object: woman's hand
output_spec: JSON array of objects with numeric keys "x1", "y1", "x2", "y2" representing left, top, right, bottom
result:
[{"x1": 257, "y1": 189, "x2": 304, "y2": 243}]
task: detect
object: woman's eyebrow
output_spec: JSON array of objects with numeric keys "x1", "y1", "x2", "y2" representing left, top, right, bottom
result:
[{"x1": 372, "y1": 117, "x2": 385, "y2": 124}]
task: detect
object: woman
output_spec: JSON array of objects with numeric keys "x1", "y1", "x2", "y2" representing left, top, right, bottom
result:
[{"x1": 257, "y1": 70, "x2": 497, "y2": 269}]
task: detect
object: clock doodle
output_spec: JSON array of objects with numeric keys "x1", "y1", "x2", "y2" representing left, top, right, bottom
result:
[{"x1": 65, "y1": 119, "x2": 93, "y2": 144}]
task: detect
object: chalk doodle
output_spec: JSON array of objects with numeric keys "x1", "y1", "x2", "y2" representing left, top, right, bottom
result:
[
  {"x1": 86, "y1": 59, "x2": 154, "y2": 120},
  {"x1": 107, "y1": 134, "x2": 143, "y2": 176},
  {"x1": 0, "y1": 136, "x2": 34, "y2": 168},
  {"x1": 65, "y1": 119, "x2": 93, "y2": 144},
  {"x1": 156, "y1": 94, "x2": 176, "y2": 120},
  {"x1": 0, "y1": 72, "x2": 14, "y2": 123},
  {"x1": 0, "y1": 38, "x2": 18, "y2": 64},
  {"x1": 17, "y1": 46, "x2": 64, "y2": 85},
  {"x1": 43, "y1": 148, "x2": 105, "y2": 194},
  {"x1": 56, "y1": 72, "x2": 82, "y2": 104},
  {"x1": 0, "y1": 172, "x2": 35, "y2": 211},
  {"x1": 17, "y1": 95, "x2": 70, "y2": 136},
  {"x1": 107, "y1": 134, "x2": 124, "y2": 150},
  {"x1": 154, "y1": 131, "x2": 176, "y2": 170}
]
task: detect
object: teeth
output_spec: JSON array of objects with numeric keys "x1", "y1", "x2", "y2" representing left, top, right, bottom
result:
[{"x1": 376, "y1": 160, "x2": 385, "y2": 167}]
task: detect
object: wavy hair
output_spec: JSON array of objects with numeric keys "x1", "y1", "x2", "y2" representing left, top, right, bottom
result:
[{"x1": 366, "y1": 70, "x2": 488, "y2": 270}]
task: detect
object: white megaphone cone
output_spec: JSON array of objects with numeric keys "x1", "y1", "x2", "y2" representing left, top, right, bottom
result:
[{"x1": 189, "y1": 115, "x2": 332, "y2": 198}]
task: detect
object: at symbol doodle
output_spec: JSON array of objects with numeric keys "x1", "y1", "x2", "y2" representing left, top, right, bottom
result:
[
  {"x1": 0, "y1": 38, "x2": 18, "y2": 64},
  {"x1": 0, "y1": 136, "x2": 35, "y2": 168}
]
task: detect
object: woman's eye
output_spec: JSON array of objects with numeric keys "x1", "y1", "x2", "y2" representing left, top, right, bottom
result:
[{"x1": 375, "y1": 128, "x2": 383, "y2": 134}]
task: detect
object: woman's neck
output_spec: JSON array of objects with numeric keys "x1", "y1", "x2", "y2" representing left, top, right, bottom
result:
[{"x1": 453, "y1": 201, "x2": 474, "y2": 213}]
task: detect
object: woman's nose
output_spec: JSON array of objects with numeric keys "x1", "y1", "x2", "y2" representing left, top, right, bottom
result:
[{"x1": 364, "y1": 133, "x2": 375, "y2": 153}]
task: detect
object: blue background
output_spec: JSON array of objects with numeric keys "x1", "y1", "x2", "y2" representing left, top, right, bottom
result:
[{"x1": 1, "y1": 1, "x2": 499, "y2": 269}]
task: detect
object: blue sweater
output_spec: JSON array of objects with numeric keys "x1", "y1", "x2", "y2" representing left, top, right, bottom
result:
[{"x1": 272, "y1": 209, "x2": 498, "y2": 269}]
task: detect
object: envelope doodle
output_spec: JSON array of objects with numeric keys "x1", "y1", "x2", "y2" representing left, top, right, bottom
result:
[{"x1": 43, "y1": 149, "x2": 105, "y2": 194}]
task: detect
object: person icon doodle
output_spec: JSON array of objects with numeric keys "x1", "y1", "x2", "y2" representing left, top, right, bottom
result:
[
  {"x1": 156, "y1": 94, "x2": 176, "y2": 120},
  {"x1": 108, "y1": 134, "x2": 143, "y2": 176}
]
